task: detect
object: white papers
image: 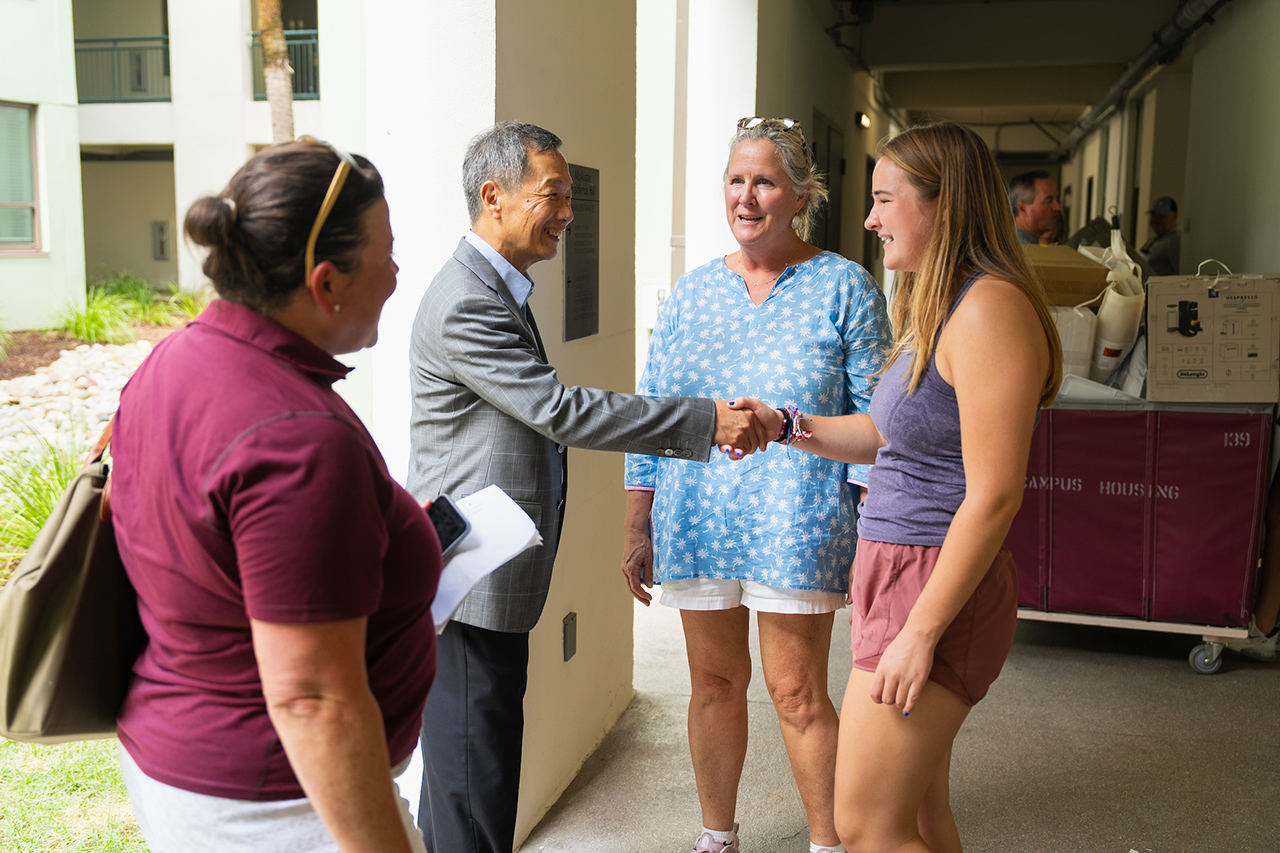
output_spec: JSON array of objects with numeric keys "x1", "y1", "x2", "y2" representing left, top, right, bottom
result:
[
  {"x1": 1055, "y1": 373, "x2": 1143, "y2": 404},
  {"x1": 430, "y1": 485, "x2": 542, "y2": 631}
]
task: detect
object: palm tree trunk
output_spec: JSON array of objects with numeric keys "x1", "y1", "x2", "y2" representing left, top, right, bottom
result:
[{"x1": 258, "y1": 0, "x2": 294, "y2": 144}]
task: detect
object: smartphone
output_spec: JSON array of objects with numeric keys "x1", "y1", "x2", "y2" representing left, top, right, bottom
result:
[{"x1": 428, "y1": 495, "x2": 472, "y2": 559}]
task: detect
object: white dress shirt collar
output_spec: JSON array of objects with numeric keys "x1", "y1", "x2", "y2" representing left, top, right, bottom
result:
[{"x1": 464, "y1": 231, "x2": 535, "y2": 309}]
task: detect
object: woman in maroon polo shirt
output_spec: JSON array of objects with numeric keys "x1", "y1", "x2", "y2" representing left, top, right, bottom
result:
[{"x1": 110, "y1": 140, "x2": 441, "y2": 853}]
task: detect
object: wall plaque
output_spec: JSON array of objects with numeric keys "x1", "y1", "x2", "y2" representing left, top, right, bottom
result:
[{"x1": 563, "y1": 164, "x2": 599, "y2": 341}]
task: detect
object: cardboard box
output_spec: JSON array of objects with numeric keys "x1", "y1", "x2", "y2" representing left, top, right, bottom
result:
[
  {"x1": 1023, "y1": 244, "x2": 1110, "y2": 306},
  {"x1": 1146, "y1": 274, "x2": 1280, "y2": 403}
]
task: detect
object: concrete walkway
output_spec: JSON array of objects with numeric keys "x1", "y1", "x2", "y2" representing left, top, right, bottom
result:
[{"x1": 520, "y1": 601, "x2": 1280, "y2": 852}]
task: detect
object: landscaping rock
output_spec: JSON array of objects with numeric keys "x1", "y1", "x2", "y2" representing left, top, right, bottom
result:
[{"x1": 0, "y1": 340, "x2": 155, "y2": 458}]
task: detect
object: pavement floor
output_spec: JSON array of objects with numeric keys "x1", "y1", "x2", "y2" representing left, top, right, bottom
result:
[{"x1": 519, "y1": 600, "x2": 1280, "y2": 852}]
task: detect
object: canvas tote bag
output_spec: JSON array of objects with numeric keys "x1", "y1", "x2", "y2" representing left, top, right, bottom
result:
[
  {"x1": 0, "y1": 418, "x2": 145, "y2": 743},
  {"x1": 1087, "y1": 229, "x2": 1146, "y2": 382}
]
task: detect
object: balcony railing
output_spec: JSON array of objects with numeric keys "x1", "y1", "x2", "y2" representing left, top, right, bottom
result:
[
  {"x1": 75, "y1": 36, "x2": 171, "y2": 103},
  {"x1": 251, "y1": 30, "x2": 319, "y2": 101}
]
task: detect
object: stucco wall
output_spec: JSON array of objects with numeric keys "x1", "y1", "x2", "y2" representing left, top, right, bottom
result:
[
  {"x1": 80, "y1": 159, "x2": 178, "y2": 285},
  {"x1": 1182, "y1": 0, "x2": 1280, "y2": 274},
  {"x1": 754, "y1": 0, "x2": 885, "y2": 271},
  {"x1": 0, "y1": 0, "x2": 85, "y2": 330},
  {"x1": 493, "y1": 0, "x2": 641, "y2": 841}
]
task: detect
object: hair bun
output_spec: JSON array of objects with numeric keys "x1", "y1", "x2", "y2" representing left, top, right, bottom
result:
[{"x1": 184, "y1": 194, "x2": 240, "y2": 249}]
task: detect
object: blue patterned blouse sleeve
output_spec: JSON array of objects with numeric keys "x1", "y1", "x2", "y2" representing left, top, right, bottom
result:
[{"x1": 841, "y1": 263, "x2": 893, "y2": 485}]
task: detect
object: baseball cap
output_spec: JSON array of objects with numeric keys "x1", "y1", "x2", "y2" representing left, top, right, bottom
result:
[{"x1": 1147, "y1": 196, "x2": 1178, "y2": 215}]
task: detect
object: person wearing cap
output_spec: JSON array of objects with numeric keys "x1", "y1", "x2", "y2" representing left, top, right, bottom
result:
[
  {"x1": 1007, "y1": 170, "x2": 1062, "y2": 245},
  {"x1": 1141, "y1": 196, "x2": 1180, "y2": 275}
]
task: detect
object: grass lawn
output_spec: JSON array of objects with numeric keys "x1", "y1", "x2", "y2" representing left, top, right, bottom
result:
[
  {"x1": 0, "y1": 738, "x2": 146, "y2": 851},
  {"x1": 0, "y1": 277, "x2": 197, "y2": 852}
]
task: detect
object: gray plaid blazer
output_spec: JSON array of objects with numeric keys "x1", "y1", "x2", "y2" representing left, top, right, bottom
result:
[{"x1": 408, "y1": 238, "x2": 716, "y2": 633}]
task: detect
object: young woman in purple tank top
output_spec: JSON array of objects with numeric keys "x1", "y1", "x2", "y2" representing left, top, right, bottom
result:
[{"x1": 731, "y1": 122, "x2": 1062, "y2": 852}]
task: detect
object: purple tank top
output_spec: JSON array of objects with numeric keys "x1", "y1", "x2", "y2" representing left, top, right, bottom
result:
[{"x1": 857, "y1": 278, "x2": 978, "y2": 546}]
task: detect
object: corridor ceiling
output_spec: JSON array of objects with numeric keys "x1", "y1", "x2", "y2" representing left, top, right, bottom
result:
[{"x1": 826, "y1": 0, "x2": 1197, "y2": 148}]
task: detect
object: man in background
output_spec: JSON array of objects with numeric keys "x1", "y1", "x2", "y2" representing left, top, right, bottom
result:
[
  {"x1": 1141, "y1": 196, "x2": 1180, "y2": 275},
  {"x1": 1008, "y1": 170, "x2": 1062, "y2": 245}
]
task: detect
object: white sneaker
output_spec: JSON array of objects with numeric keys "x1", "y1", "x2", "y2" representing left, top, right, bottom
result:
[
  {"x1": 1227, "y1": 616, "x2": 1279, "y2": 662},
  {"x1": 691, "y1": 823, "x2": 740, "y2": 853}
]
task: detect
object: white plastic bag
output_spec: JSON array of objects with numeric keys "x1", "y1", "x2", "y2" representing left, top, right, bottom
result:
[
  {"x1": 1050, "y1": 305, "x2": 1097, "y2": 381},
  {"x1": 1087, "y1": 230, "x2": 1145, "y2": 383},
  {"x1": 1109, "y1": 333, "x2": 1148, "y2": 398}
]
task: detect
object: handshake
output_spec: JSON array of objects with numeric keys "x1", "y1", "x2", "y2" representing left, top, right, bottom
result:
[{"x1": 712, "y1": 398, "x2": 785, "y2": 459}]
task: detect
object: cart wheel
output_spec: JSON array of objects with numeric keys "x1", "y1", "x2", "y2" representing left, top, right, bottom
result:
[{"x1": 1189, "y1": 644, "x2": 1223, "y2": 675}]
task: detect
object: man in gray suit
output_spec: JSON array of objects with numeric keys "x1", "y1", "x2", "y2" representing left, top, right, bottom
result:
[{"x1": 408, "y1": 121, "x2": 767, "y2": 853}]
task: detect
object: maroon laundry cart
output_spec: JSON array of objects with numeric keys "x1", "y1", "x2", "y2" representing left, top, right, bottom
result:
[{"x1": 1004, "y1": 402, "x2": 1272, "y2": 674}]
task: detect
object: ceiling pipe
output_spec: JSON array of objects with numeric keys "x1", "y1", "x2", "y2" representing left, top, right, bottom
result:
[
  {"x1": 1028, "y1": 117, "x2": 1066, "y2": 147},
  {"x1": 824, "y1": 0, "x2": 909, "y2": 128},
  {"x1": 1051, "y1": 0, "x2": 1235, "y2": 161}
]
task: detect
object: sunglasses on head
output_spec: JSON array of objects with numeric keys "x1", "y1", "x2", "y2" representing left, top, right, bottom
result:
[
  {"x1": 736, "y1": 117, "x2": 811, "y2": 167},
  {"x1": 297, "y1": 135, "x2": 360, "y2": 286},
  {"x1": 737, "y1": 116, "x2": 803, "y2": 134}
]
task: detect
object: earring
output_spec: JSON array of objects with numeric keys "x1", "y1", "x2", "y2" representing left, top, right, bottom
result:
[{"x1": 333, "y1": 304, "x2": 341, "y2": 314}]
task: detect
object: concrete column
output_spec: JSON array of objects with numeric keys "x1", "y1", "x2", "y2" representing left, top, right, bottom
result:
[
  {"x1": 361, "y1": 0, "x2": 496, "y2": 481},
  {"x1": 491, "y1": 1, "x2": 638, "y2": 840},
  {"x1": 636, "y1": 0, "x2": 679, "y2": 381},
  {"x1": 167, "y1": 2, "x2": 253, "y2": 290},
  {"x1": 682, "y1": 0, "x2": 757, "y2": 276}
]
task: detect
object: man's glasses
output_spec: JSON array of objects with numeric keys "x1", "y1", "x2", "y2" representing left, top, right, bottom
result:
[{"x1": 297, "y1": 135, "x2": 360, "y2": 286}]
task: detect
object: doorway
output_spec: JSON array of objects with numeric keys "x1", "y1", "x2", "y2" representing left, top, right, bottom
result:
[{"x1": 810, "y1": 110, "x2": 844, "y2": 255}]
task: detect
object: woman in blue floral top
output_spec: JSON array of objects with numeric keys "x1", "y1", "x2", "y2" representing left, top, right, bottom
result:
[{"x1": 622, "y1": 118, "x2": 891, "y2": 853}]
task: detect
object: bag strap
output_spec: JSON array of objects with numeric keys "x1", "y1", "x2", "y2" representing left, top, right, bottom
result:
[
  {"x1": 84, "y1": 414, "x2": 114, "y2": 468},
  {"x1": 84, "y1": 413, "x2": 116, "y2": 523}
]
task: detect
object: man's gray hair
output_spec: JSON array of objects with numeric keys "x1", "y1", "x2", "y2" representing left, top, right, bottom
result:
[
  {"x1": 724, "y1": 121, "x2": 828, "y2": 242},
  {"x1": 463, "y1": 121, "x2": 563, "y2": 223},
  {"x1": 1007, "y1": 169, "x2": 1049, "y2": 218}
]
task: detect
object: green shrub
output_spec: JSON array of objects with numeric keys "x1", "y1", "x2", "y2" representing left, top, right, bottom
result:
[
  {"x1": 0, "y1": 426, "x2": 91, "y2": 567},
  {"x1": 165, "y1": 283, "x2": 213, "y2": 323},
  {"x1": 97, "y1": 272, "x2": 175, "y2": 326},
  {"x1": 96, "y1": 272, "x2": 152, "y2": 303},
  {"x1": 53, "y1": 289, "x2": 136, "y2": 345}
]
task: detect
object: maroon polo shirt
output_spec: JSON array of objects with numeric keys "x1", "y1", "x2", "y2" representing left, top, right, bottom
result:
[{"x1": 112, "y1": 299, "x2": 440, "y2": 801}]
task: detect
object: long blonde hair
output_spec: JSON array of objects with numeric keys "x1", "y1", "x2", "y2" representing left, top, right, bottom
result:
[{"x1": 878, "y1": 122, "x2": 1062, "y2": 406}]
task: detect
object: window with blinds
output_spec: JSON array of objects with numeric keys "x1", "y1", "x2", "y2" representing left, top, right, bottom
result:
[{"x1": 0, "y1": 102, "x2": 38, "y2": 251}]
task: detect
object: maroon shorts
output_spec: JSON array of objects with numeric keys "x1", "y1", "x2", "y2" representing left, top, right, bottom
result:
[{"x1": 850, "y1": 539, "x2": 1018, "y2": 706}]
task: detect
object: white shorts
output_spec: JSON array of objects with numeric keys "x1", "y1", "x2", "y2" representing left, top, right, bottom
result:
[
  {"x1": 659, "y1": 577, "x2": 846, "y2": 614},
  {"x1": 119, "y1": 744, "x2": 426, "y2": 853}
]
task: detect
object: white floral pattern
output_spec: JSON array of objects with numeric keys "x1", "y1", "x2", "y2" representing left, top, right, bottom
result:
[{"x1": 626, "y1": 252, "x2": 892, "y2": 592}]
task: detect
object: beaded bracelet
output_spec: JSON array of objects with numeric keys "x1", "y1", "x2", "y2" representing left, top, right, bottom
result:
[
  {"x1": 775, "y1": 407, "x2": 793, "y2": 443},
  {"x1": 782, "y1": 405, "x2": 812, "y2": 445}
]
